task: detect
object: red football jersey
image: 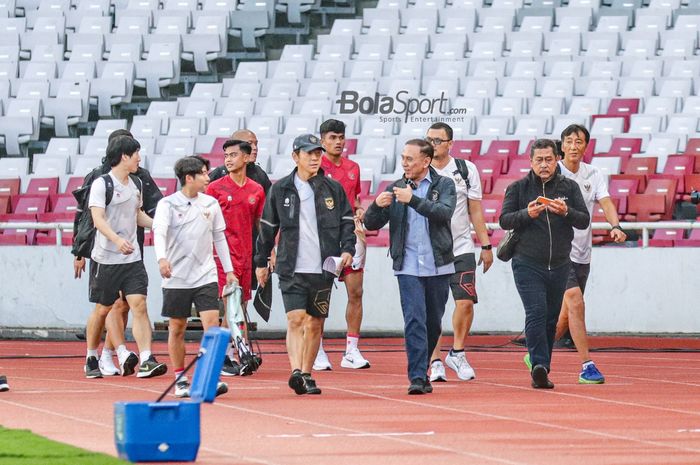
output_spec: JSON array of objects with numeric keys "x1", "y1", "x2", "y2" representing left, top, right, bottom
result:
[
  {"x1": 206, "y1": 176, "x2": 265, "y2": 300},
  {"x1": 321, "y1": 155, "x2": 361, "y2": 212}
]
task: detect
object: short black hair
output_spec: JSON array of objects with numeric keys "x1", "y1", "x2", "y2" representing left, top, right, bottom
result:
[
  {"x1": 428, "y1": 122, "x2": 453, "y2": 141},
  {"x1": 320, "y1": 119, "x2": 346, "y2": 136},
  {"x1": 108, "y1": 128, "x2": 133, "y2": 142},
  {"x1": 529, "y1": 138, "x2": 558, "y2": 159},
  {"x1": 560, "y1": 124, "x2": 590, "y2": 144},
  {"x1": 105, "y1": 135, "x2": 140, "y2": 167},
  {"x1": 406, "y1": 139, "x2": 434, "y2": 160},
  {"x1": 222, "y1": 139, "x2": 252, "y2": 156},
  {"x1": 174, "y1": 156, "x2": 207, "y2": 185}
]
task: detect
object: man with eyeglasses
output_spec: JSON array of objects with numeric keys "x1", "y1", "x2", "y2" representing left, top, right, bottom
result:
[
  {"x1": 206, "y1": 139, "x2": 266, "y2": 376},
  {"x1": 424, "y1": 122, "x2": 493, "y2": 383}
]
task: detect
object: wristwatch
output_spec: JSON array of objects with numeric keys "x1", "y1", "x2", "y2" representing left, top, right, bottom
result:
[
  {"x1": 611, "y1": 225, "x2": 623, "y2": 231},
  {"x1": 481, "y1": 244, "x2": 493, "y2": 250}
]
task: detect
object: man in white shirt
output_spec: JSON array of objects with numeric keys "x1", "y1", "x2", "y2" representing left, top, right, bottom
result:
[
  {"x1": 153, "y1": 156, "x2": 236, "y2": 397},
  {"x1": 555, "y1": 124, "x2": 627, "y2": 384},
  {"x1": 88, "y1": 135, "x2": 166, "y2": 379},
  {"x1": 425, "y1": 123, "x2": 494, "y2": 382}
]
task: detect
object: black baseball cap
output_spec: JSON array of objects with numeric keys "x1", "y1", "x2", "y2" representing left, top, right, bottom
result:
[{"x1": 293, "y1": 134, "x2": 325, "y2": 153}]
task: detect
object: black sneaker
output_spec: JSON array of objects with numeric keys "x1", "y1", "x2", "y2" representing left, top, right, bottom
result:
[
  {"x1": 531, "y1": 364, "x2": 554, "y2": 389},
  {"x1": 84, "y1": 356, "x2": 103, "y2": 379},
  {"x1": 119, "y1": 352, "x2": 139, "y2": 377},
  {"x1": 137, "y1": 356, "x2": 168, "y2": 378},
  {"x1": 239, "y1": 352, "x2": 260, "y2": 376},
  {"x1": 423, "y1": 379, "x2": 433, "y2": 394},
  {"x1": 215, "y1": 381, "x2": 228, "y2": 397},
  {"x1": 0, "y1": 375, "x2": 9, "y2": 392},
  {"x1": 221, "y1": 356, "x2": 240, "y2": 377},
  {"x1": 553, "y1": 337, "x2": 576, "y2": 349},
  {"x1": 288, "y1": 369, "x2": 305, "y2": 395},
  {"x1": 302, "y1": 374, "x2": 321, "y2": 395},
  {"x1": 408, "y1": 378, "x2": 426, "y2": 395}
]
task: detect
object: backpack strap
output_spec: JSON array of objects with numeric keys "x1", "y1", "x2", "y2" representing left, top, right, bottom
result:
[
  {"x1": 101, "y1": 174, "x2": 114, "y2": 206},
  {"x1": 454, "y1": 158, "x2": 471, "y2": 190}
]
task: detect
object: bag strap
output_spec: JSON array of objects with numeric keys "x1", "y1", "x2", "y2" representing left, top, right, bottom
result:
[{"x1": 455, "y1": 158, "x2": 471, "y2": 190}]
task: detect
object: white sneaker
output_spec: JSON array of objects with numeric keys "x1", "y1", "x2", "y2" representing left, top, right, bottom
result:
[
  {"x1": 445, "y1": 351, "x2": 476, "y2": 381},
  {"x1": 174, "y1": 376, "x2": 190, "y2": 398},
  {"x1": 99, "y1": 354, "x2": 120, "y2": 376},
  {"x1": 429, "y1": 359, "x2": 447, "y2": 382},
  {"x1": 312, "y1": 347, "x2": 332, "y2": 371},
  {"x1": 341, "y1": 347, "x2": 370, "y2": 369}
]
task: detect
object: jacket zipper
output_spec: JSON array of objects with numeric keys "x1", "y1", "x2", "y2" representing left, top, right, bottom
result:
[{"x1": 543, "y1": 180, "x2": 553, "y2": 270}]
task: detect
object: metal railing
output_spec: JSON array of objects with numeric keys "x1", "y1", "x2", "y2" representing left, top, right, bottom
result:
[{"x1": 1, "y1": 221, "x2": 699, "y2": 247}]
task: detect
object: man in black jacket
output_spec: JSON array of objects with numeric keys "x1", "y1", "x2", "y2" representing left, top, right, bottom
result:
[
  {"x1": 254, "y1": 134, "x2": 356, "y2": 396},
  {"x1": 499, "y1": 138, "x2": 589, "y2": 389},
  {"x1": 364, "y1": 139, "x2": 456, "y2": 395}
]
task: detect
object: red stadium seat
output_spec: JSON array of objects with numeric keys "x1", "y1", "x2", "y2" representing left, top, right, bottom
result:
[
  {"x1": 661, "y1": 155, "x2": 695, "y2": 196},
  {"x1": 0, "y1": 195, "x2": 49, "y2": 222},
  {"x1": 484, "y1": 140, "x2": 519, "y2": 173},
  {"x1": 35, "y1": 229, "x2": 74, "y2": 246},
  {"x1": 582, "y1": 138, "x2": 597, "y2": 164},
  {"x1": 0, "y1": 178, "x2": 20, "y2": 197},
  {"x1": 374, "y1": 180, "x2": 392, "y2": 195},
  {"x1": 471, "y1": 158, "x2": 501, "y2": 194},
  {"x1": 608, "y1": 178, "x2": 638, "y2": 214},
  {"x1": 366, "y1": 228, "x2": 389, "y2": 247},
  {"x1": 610, "y1": 173, "x2": 647, "y2": 193},
  {"x1": 607, "y1": 98, "x2": 640, "y2": 116},
  {"x1": 648, "y1": 228, "x2": 684, "y2": 247},
  {"x1": 606, "y1": 137, "x2": 642, "y2": 157},
  {"x1": 683, "y1": 174, "x2": 700, "y2": 202},
  {"x1": 0, "y1": 196, "x2": 9, "y2": 214},
  {"x1": 625, "y1": 194, "x2": 666, "y2": 222},
  {"x1": 38, "y1": 194, "x2": 78, "y2": 222},
  {"x1": 26, "y1": 177, "x2": 60, "y2": 196},
  {"x1": 518, "y1": 139, "x2": 534, "y2": 158},
  {"x1": 591, "y1": 198, "x2": 620, "y2": 244},
  {"x1": 487, "y1": 176, "x2": 519, "y2": 200},
  {"x1": 645, "y1": 178, "x2": 678, "y2": 219},
  {"x1": 359, "y1": 180, "x2": 371, "y2": 197},
  {"x1": 450, "y1": 140, "x2": 482, "y2": 160},
  {"x1": 506, "y1": 158, "x2": 531, "y2": 177},
  {"x1": 675, "y1": 228, "x2": 700, "y2": 247},
  {"x1": 480, "y1": 198, "x2": 502, "y2": 223},
  {"x1": 683, "y1": 138, "x2": 700, "y2": 157},
  {"x1": 207, "y1": 137, "x2": 229, "y2": 156},
  {"x1": 202, "y1": 153, "x2": 224, "y2": 169},
  {"x1": 0, "y1": 219, "x2": 38, "y2": 245},
  {"x1": 623, "y1": 157, "x2": 657, "y2": 178},
  {"x1": 342, "y1": 138, "x2": 358, "y2": 157},
  {"x1": 64, "y1": 176, "x2": 84, "y2": 194},
  {"x1": 153, "y1": 178, "x2": 178, "y2": 196}
]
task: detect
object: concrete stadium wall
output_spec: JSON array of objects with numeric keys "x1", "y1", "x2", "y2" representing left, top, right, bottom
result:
[{"x1": 0, "y1": 246, "x2": 698, "y2": 334}]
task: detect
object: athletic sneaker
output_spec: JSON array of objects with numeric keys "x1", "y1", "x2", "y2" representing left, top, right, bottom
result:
[
  {"x1": 174, "y1": 377, "x2": 191, "y2": 398},
  {"x1": 429, "y1": 359, "x2": 447, "y2": 382},
  {"x1": 523, "y1": 353, "x2": 532, "y2": 371},
  {"x1": 119, "y1": 352, "x2": 139, "y2": 377},
  {"x1": 99, "y1": 354, "x2": 119, "y2": 376},
  {"x1": 136, "y1": 356, "x2": 167, "y2": 378},
  {"x1": 288, "y1": 369, "x2": 305, "y2": 395},
  {"x1": 340, "y1": 347, "x2": 370, "y2": 369},
  {"x1": 84, "y1": 356, "x2": 103, "y2": 379},
  {"x1": 302, "y1": 374, "x2": 321, "y2": 395},
  {"x1": 579, "y1": 362, "x2": 605, "y2": 384},
  {"x1": 312, "y1": 347, "x2": 332, "y2": 371},
  {"x1": 424, "y1": 379, "x2": 433, "y2": 394},
  {"x1": 220, "y1": 356, "x2": 240, "y2": 377},
  {"x1": 0, "y1": 375, "x2": 8, "y2": 392},
  {"x1": 531, "y1": 364, "x2": 554, "y2": 389},
  {"x1": 408, "y1": 378, "x2": 427, "y2": 395},
  {"x1": 445, "y1": 351, "x2": 476, "y2": 381}
]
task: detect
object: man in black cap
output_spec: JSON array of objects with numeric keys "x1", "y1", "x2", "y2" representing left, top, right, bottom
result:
[{"x1": 255, "y1": 134, "x2": 356, "y2": 396}]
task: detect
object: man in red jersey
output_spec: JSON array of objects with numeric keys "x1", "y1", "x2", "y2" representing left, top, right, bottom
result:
[
  {"x1": 206, "y1": 139, "x2": 265, "y2": 376},
  {"x1": 313, "y1": 119, "x2": 370, "y2": 371}
]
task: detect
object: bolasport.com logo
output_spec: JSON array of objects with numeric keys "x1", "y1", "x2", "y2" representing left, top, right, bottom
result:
[{"x1": 335, "y1": 90, "x2": 468, "y2": 123}]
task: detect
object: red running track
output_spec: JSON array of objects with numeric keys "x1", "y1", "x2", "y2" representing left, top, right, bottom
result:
[{"x1": 1, "y1": 337, "x2": 700, "y2": 465}]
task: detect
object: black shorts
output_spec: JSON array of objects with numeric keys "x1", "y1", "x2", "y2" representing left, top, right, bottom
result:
[
  {"x1": 162, "y1": 282, "x2": 219, "y2": 319},
  {"x1": 566, "y1": 262, "x2": 591, "y2": 293},
  {"x1": 89, "y1": 261, "x2": 148, "y2": 306},
  {"x1": 449, "y1": 253, "x2": 478, "y2": 302},
  {"x1": 278, "y1": 273, "x2": 334, "y2": 318}
]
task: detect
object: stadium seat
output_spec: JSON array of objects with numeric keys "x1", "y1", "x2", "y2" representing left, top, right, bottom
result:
[
  {"x1": 624, "y1": 193, "x2": 666, "y2": 222},
  {"x1": 608, "y1": 177, "x2": 639, "y2": 214},
  {"x1": 675, "y1": 228, "x2": 700, "y2": 247},
  {"x1": 0, "y1": 178, "x2": 20, "y2": 197},
  {"x1": 647, "y1": 228, "x2": 685, "y2": 247},
  {"x1": 606, "y1": 138, "x2": 642, "y2": 157},
  {"x1": 450, "y1": 140, "x2": 481, "y2": 160}
]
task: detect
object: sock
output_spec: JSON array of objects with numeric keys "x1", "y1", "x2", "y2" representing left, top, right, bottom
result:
[
  {"x1": 101, "y1": 349, "x2": 114, "y2": 359},
  {"x1": 86, "y1": 349, "x2": 98, "y2": 359},
  {"x1": 174, "y1": 369, "x2": 184, "y2": 380},
  {"x1": 116, "y1": 345, "x2": 129, "y2": 360},
  {"x1": 431, "y1": 358, "x2": 441, "y2": 364},
  {"x1": 582, "y1": 360, "x2": 594, "y2": 369},
  {"x1": 318, "y1": 339, "x2": 325, "y2": 353},
  {"x1": 139, "y1": 350, "x2": 152, "y2": 364},
  {"x1": 450, "y1": 348, "x2": 464, "y2": 355},
  {"x1": 346, "y1": 334, "x2": 359, "y2": 353}
]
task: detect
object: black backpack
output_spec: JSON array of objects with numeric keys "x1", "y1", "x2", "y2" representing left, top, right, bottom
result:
[
  {"x1": 454, "y1": 158, "x2": 471, "y2": 190},
  {"x1": 71, "y1": 173, "x2": 143, "y2": 258}
]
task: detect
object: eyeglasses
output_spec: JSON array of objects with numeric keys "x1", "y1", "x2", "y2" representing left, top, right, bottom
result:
[
  {"x1": 224, "y1": 152, "x2": 241, "y2": 159},
  {"x1": 425, "y1": 137, "x2": 451, "y2": 146}
]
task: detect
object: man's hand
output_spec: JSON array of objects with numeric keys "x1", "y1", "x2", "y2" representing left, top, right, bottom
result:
[
  {"x1": 374, "y1": 191, "x2": 393, "y2": 208},
  {"x1": 339, "y1": 252, "x2": 353, "y2": 269},
  {"x1": 547, "y1": 198, "x2": 568, "y2": 216},
  {"x1": 256, "y1": 267, "x2": 270, "y2": 287},
  {"x1": 610, "y1": 227, "x2": 627, "y2": 243},
  {"x1": 527, "y1": 200, "x2": 547, "y2": 218},
  {"x1": 225, "y1": 271, "x2": 238, "y2": 286},
  {"x1": 479, "y1": 249, "x2": 494, "y2": 273},
  {"x1": 392, "y1": 185, "x2": 413, "y2": 204},
  {"x1": 74, "y1": 257, "x2": 85, "y2": 279},
  {"x1": 354, "y1": 218, "x2": 366, "y2": 243},
  {"x1": 158, "y1": 258, "x2": 172, "y2": 278},
  {"x1": 354, "y1": 207, "x2": 365, "y2": 223},
  {"x1": 116, "y1": 238, "x2": 134, "y2": 255}
]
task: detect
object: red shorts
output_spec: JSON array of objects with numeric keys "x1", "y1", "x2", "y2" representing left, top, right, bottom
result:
[
  {"x1": 216, "y1": 258, "x2": 252, "y2": 302},
  {"x1": 339, "y1": 266, "x2": 364, "y2": 282}
]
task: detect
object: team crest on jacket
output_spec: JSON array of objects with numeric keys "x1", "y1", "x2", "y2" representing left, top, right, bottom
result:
[
  {"x1": 249, "y1": 196, "x2": 256, "y2": 204},
  {"x1": 348, "y1": 172, "x2": 356, "y2": 180},
  {"x1": 284, "y1": 197, "x2": 290, "y2": 207},
  {"x1": 583, "y1": 182, "x2": 591, "y2": 192},
  {"x1": 325, "y1": 197, "x2": 335, "y2": 210},
  {"x1": 430, "y1": 190, "x2": 439, "y2": 201}
]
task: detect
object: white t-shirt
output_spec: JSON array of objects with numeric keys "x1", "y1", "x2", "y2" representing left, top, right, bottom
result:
[
  {"x1": 152, "y1": 192, "x2": 227, "y2": 289},
  {"x1": 433, "y1": 157, "x2": 482, "y2": 256},
  {"x1": 88, "y1": 173, "x2": 142, "y2": 265},
  {"x1": 559, "y1": 161, "x2": 610, "y2": 264},
  {"x1": 294, "y1": 175, "x2": 322, "y2": 273}
]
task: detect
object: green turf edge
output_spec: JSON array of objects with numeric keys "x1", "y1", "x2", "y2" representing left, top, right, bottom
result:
[{"x1": 0, "y1": 426, "x2": 131, "y2": 465}]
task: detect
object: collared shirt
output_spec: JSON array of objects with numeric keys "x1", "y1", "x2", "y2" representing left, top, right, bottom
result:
[{"x1": 396, "y1": 171, "x2": 456, "y2": 277}]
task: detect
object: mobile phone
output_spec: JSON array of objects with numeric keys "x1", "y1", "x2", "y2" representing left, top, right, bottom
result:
[{"x1": 536, "y1": 196, "x2": 556, "y2": 206}]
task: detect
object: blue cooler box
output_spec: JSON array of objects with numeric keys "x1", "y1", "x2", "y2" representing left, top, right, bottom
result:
[{"x1": 114, "y1": 327, "x2": 230, "y2": 462}]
